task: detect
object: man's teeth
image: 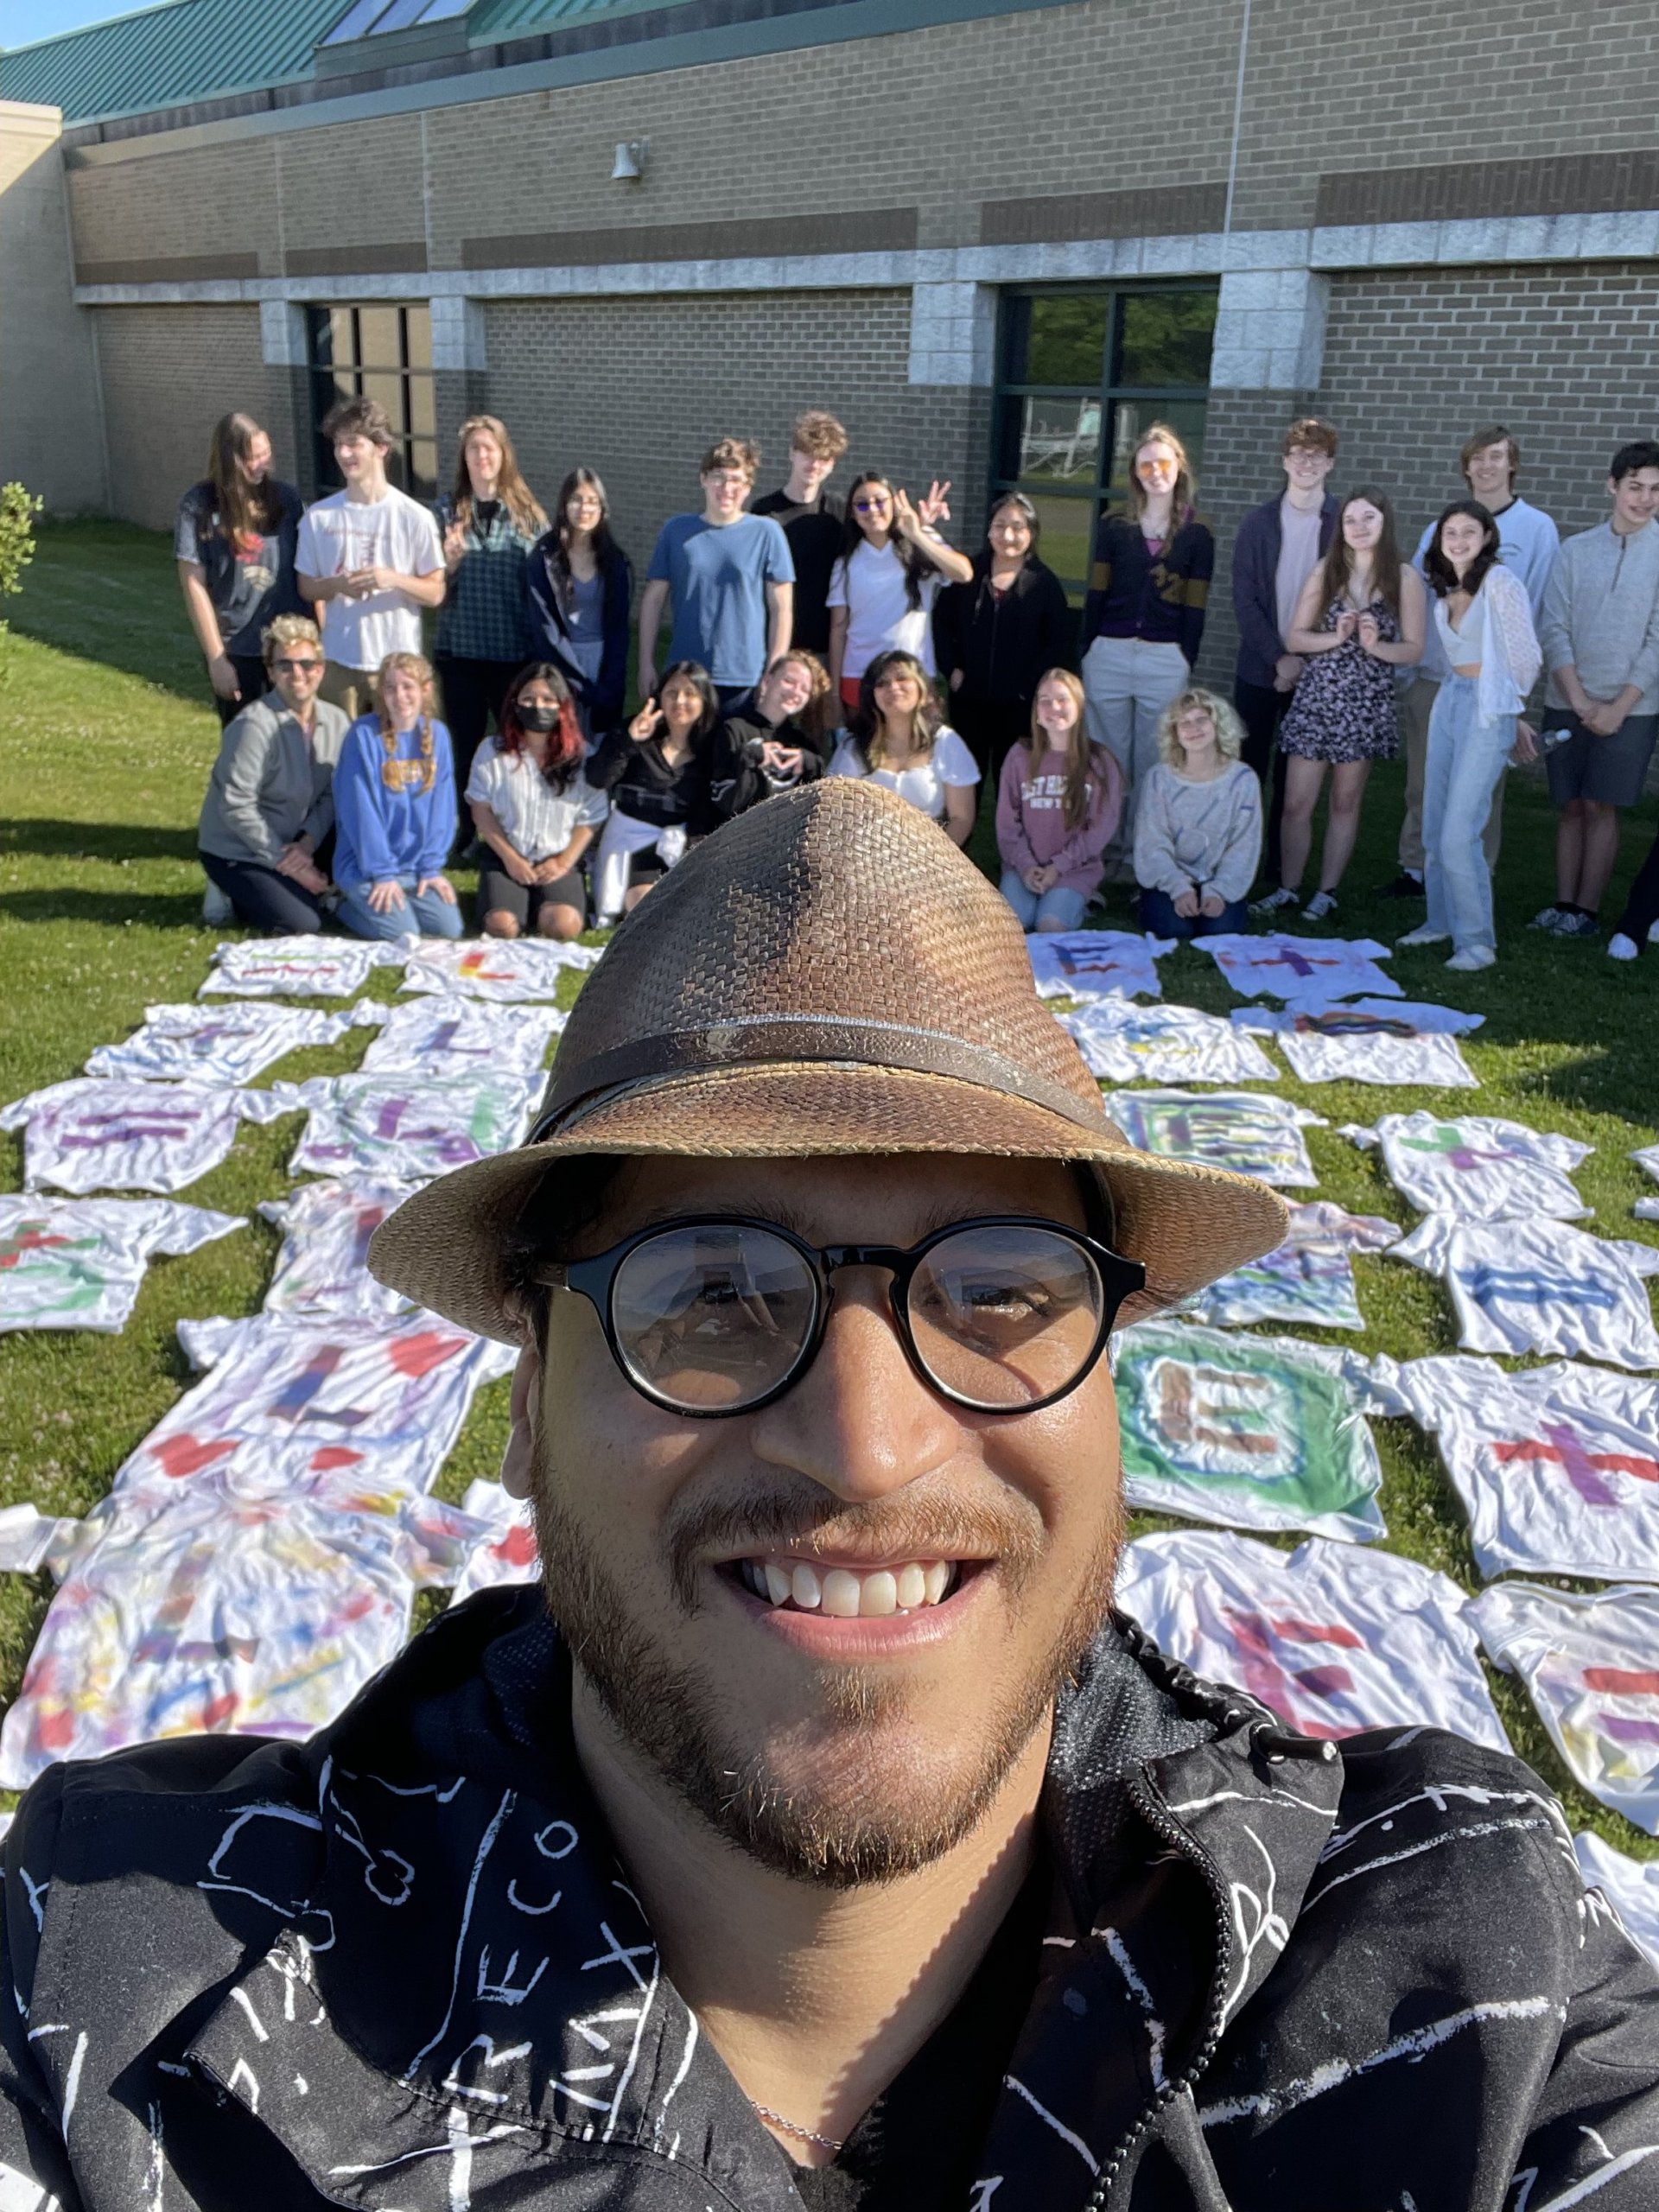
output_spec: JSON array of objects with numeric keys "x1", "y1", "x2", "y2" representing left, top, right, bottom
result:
[{"x1": 738, "y1": 1559, "x2": 957, "y2": 1615}]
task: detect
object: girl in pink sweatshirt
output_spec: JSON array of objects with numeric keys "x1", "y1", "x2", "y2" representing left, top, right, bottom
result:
[{"x1": 995, "y1": 669, "x2": 1125, "y2": 931}]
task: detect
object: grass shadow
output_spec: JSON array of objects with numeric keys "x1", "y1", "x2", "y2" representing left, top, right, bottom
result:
[
  {"x1": 0, "y1": 890, "x2": 207, "y2": 929},
  {"x1": 1, "y1": 820, "x2": 202, "y2": 865}
]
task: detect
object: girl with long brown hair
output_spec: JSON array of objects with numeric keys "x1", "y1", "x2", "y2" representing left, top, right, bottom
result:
[
  {"x1": 435, "y1": 414, "x2": 548, "y2": 833},
  {"x1": 331, "y1": 651, "x2": 461, "y2": 941},
  {"x1": 825, "y1": 648, "x2": 980, "y2": 844},
  {"x1": 1257, "y1": 487, "x2": 1425, "y2": 921},
  {"x1": 175, "y1": 410, "x2": 304, "y2": 727},
  {"x1": 825, "y1": 472, "x2": 972, "y2": 712},
  {"x1": 995, "y1": 669, "x2": 1124, "y2": 931},
  {"x1": 525, "y1": 466, "x2": 634, "y2": 742}
]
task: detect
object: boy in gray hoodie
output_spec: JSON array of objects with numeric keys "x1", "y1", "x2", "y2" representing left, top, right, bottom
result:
[{"x1": 1534, "y1": 440, "x2": 1659, "y2": 935}]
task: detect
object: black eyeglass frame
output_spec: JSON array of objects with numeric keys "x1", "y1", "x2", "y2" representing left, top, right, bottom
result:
[{"x1": 531, "y1": 1212, "x2": 1146, "y2": 1419}]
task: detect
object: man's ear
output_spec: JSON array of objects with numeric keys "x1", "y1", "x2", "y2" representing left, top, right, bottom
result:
[{"x1": 500, "y1": 1340, "x2": 542, "y2": 1501}]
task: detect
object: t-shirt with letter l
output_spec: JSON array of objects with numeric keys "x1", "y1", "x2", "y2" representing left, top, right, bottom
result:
[
  {"x1": 646, "y1": 512, "x2": 794, "y2": 689},
  {"x1": 296, "y1": 486, "x2": 445, "y2": 675}
]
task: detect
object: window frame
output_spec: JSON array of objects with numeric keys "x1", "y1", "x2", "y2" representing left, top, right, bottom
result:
[
  {"x1": 988, "y1": 279, "x2": 1219, "y2": 608},
  {"x1": 307, "y1": 302, "x2": 438, "y2": 503}
]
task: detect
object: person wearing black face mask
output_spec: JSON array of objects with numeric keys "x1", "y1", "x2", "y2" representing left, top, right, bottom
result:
[{"x1": 467, "y1": 663, "x2": 609, "y2": 940}]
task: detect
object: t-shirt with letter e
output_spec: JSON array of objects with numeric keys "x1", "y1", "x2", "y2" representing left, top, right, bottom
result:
[
  {"x1": 296, "y1": 486, "x2": 444, "y2": 675},
  {"x1": 646, "y1": 512, "x2": 794, "y2": 690}
]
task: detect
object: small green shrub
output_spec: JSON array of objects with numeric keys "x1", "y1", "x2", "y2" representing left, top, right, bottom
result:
[{"x1": 0, "y1": 483, "x2": 43, "y2": 683}]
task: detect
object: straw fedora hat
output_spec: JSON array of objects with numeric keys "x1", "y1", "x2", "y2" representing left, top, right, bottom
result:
[{"x1": 369, "y1": 779, "x2": 1286, "y2": 1341}]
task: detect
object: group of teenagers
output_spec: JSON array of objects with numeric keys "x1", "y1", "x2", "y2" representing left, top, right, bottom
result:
[{"x1": 181, "y1": 392, "x2": 1659, "y2": 966}]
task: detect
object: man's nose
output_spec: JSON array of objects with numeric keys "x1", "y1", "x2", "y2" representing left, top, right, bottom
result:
[{"x1": 747, "y1": 1268, "x2": 960, "y2": 1501}]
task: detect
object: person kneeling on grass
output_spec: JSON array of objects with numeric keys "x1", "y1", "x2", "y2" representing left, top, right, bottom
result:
[
  {"x1": 825, "y1": 647, "x2": 980, "y2": 844},
  {"x1": 468, "y1": 663, "x2": 608, "y2": 942},
  {"x1": 588, "y1": 660, "x2": 720, "y2": 924},
  {"x1": 330, "y1": 650, "x2": 462, "y2": 942},
  {"x1": 197, "y1": 614, "x2": 344, "y2": 934},
  {"x1": 1134, "y1": 688, "x2": 1263, "y2": 939},
  {"x1": 995, "y1": 667, "x2": 1123, "y2": 931}
]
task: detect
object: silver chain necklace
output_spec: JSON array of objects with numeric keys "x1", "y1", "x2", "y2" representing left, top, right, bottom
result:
[{"x1": 749, "y1": 2100, "x2": 846, "y2": 2155}]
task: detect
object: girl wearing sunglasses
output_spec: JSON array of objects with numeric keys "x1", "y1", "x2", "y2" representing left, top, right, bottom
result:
[{"x1": 825, "y1": 472, "x2": 973, "y2": 714}]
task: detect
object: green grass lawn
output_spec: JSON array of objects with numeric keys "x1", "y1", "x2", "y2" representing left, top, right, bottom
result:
[{"x1": 3, "y1": 517, "x2": 1658, "y2": 1852}]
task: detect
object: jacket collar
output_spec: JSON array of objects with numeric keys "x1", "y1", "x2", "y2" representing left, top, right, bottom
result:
[{"x1": 182, "y1": 1596, "x2": 1342, "y2": 2209}]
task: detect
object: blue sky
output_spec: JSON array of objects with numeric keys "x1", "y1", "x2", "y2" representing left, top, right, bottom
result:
[{"x1": 2, "y1": 0, "x2": 147, "y2": 48}]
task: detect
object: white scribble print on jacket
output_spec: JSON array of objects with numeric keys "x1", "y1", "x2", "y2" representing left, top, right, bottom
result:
[{"x1": 0, "y1": 1591, "x2": 1656, "y2": 2207}]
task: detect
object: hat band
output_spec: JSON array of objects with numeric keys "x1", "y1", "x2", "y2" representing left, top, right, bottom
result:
[{"x1": 529, "y1": 1013, "x2": 1109, "y2": 1146}]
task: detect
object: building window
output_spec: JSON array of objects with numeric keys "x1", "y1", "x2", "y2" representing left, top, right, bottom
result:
[
  {"x1": 990, "y1": 284, "x2": 1218, "y2": 604},
  {"x1": 322, "y1": 0, "x2": 471, "y2": 43},
  {"x1": 308, "y1": 303, "x2": 437, "y2": 501}
]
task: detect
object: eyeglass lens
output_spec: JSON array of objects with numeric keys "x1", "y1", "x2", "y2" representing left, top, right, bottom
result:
[
  {"x1": 607, "y1": 1223, "x2": 1105, "y2": 1413},
  {"x1": 611, "y1": 1225, "x2": 817, "y2": 1411}
]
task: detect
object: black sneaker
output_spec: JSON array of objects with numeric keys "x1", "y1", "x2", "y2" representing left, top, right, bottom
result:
[{"x1": 1378, "y1": 871, "x2": 1425, "y2": 899}]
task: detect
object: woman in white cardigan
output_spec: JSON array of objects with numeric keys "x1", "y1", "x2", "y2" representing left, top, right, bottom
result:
[{"x1": 1397, "y1": 501, "x2": 1541, "y2": 971}]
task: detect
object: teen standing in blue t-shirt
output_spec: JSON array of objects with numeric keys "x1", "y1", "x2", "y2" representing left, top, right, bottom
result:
[{"x1": 637, "y1": 437, "x2": 795, "y2": 711}]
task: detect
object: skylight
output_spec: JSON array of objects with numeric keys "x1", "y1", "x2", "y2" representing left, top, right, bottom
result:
[{"x1": 322, "y1": 0, "x2": 473, "y2": 43}]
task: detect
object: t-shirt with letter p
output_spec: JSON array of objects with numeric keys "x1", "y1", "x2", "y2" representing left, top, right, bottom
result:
[{"x1": 646, "y1": 512, "x2": 795, "y2": 689}]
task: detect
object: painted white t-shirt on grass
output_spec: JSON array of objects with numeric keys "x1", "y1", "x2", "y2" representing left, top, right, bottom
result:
[
  {"x1": 1397, "y1": 1353, "x2": 1659, "y2": 1584},
  {"x1": 1115, "y1": 1529, "x2": 1509, "y2": 1750}
]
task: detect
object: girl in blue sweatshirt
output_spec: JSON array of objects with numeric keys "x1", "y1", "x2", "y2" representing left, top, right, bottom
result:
[{"x1": 332, "y1": 652, "x2": 462, "y2": 941}]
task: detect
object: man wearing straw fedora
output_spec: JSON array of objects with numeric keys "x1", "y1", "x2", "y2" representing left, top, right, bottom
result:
[{"x1": 1, "y1": 781, "x2": 1655, "y2": 2209}]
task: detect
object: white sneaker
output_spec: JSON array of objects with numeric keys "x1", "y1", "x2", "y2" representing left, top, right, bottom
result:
[
  {"x1": 1445, "y1": 946, "x2": 1497, "y2": 973},
  {"x1": 1609, "y1": 933, "x2": 1640, "y2": 962},
  {"x1": 1250, "y1": 886, "x2": 1300, "y2": 917},
  {"x1": 1396, "y1": 924, "x2": 1451, "y2": 948},
  {"x1": 1304, "y1": 890, "x2": 1338, "y2": 921},
  {"x1": 1649, "y1": 919, "x2": 1659, "y2": 944},
  {"x1": 201, "y1": 880, "x2": 234, "y2": 927}
]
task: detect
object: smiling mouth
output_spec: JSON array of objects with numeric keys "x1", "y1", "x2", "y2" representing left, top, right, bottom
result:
[{"x1": 721, "y1": 1557, "x2": 970, "y2": 1618}]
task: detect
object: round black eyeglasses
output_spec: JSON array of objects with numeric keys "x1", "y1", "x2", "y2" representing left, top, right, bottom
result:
[{"x1": 531, "y1": 1214, "x2": 1146, "y2": 1419}]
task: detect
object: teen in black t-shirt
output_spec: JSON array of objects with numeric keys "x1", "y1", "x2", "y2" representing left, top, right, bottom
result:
[{"x1": 753, "y1": 409, "x2": 849, "y2": 654}]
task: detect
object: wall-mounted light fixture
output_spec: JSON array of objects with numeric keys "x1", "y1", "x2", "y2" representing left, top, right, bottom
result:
[{"x1": 610, "y1": 138, "x2": 650, "y2": 182}]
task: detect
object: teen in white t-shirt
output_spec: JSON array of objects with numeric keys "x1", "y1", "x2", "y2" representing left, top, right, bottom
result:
[
  {"x1": 825, "y1": 647, "x2": 980, "y2": 844},
  {"x1": 826, "y1": 472, "x2": 972, "y2": 699},
  {"x1": 296, "y1": 398, "x2": 445, "y2": 709}
]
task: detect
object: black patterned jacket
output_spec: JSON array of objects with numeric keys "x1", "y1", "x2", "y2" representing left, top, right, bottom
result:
[{"x1": 2, "y1": 1586, "x2": 1656, "y2": 2210}]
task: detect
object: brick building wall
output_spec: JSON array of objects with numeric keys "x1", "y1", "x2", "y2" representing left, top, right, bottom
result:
[
  {"x1": 483, "y1": 289, "x2": 982, "y2": 566},
  {"x1": 93, "y1": 302, "x2": 265, "y2": 528},
  {"x1": 1313, "y1": 262, "x2": 1659, "y2": 540},
  {"x1": 58, "y1": 0, "x2": 1659, "y2": 284}
]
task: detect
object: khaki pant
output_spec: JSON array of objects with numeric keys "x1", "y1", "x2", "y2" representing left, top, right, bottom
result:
[
  {"x1": 1397, "y1": 673, "x2": 1504, "y2": 874},
  {"x1": 318, "y1": 663, "x2": 372, "y2": 723}
]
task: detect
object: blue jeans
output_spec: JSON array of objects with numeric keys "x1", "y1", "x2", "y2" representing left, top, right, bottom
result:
[
  {"x1": 1000, "y1": 872, "x2": 1090, "y2": 931},
  {"x1": 335, "y1": 874, "x2": 464, "y2": 943},
  {"x1": 1423, "y1": 674, "x2": 1513, "y2": 954},
  {"x1": 1138, "y1": 886, "x2": 1249, "y2": 939}
]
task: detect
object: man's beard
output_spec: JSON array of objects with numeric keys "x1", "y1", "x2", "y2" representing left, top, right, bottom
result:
[{"x1": 531, "y1": 1471, "x2": 1121, "y2": 1888}]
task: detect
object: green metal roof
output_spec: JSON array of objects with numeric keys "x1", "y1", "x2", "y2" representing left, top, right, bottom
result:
[
  {"x1": 0, "y1": 0, "x2": 348, "y2": 124},
  {"x1": 0, "y1": 0, "x2": 709, "y2": 123}
]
